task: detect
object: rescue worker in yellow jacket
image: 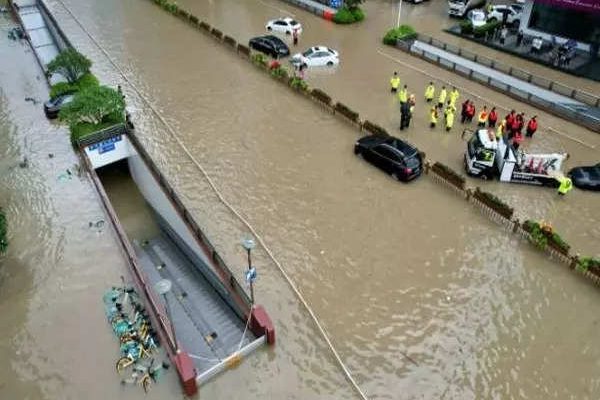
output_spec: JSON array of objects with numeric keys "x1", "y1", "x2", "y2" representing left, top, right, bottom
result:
[
  {"x1": 425, "y1": 82, "x2": 435, "y2": 103},
  {"x1": 557, "y1": 176, "x2": 573, "y2": 195},
  {"x1": 445, "y1": 106, "x2": 455, "y2": 132},
  {"x1": 449, "y1": 87, "x2": 460, "y2": 108},
  {"x1": 390, "y1": 72, "x2": 400, "y2": 93},
  {"x1": 496, "y1": 119, "x2": 506, "y2": 139},
  {"x1": 398, "y1": 84, "x2": 408, "y2": 104},
  {"x1": 430, "y1": 106, "x2": 438, "y2": 128},
  {"x1": 437, "y1": 86, "x2": 447, "y2": 108}
]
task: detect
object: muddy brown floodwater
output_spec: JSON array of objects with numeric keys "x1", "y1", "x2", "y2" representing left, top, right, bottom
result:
[{"x1": 2, "y1": 0, "x2": 600, "y2": 399}]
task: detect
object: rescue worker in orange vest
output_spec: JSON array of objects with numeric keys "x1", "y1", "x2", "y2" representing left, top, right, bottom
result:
[
  {"x1": 477, "y1": 106, "x2": 488, "y2": 128},
  {"x1": 390, "y1": 72, "x2": 400, "y2": 93},
  {"x1": 526, "y1": 115, "x2": 538, "y2": 137}
]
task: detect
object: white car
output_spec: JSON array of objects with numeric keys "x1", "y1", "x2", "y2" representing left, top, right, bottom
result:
[
  {"x1": 266, "y1": 17, "x2": 302, "y2": 35},
  {"x1": 291, "y1": 46, "x2": 339, "y2": 67},
  {"x1": 466, "y1": 9, "x2": 487, "y2": 27},
  {"x1": 487, "y1": 4, "x2": 522, "y2": 25}
]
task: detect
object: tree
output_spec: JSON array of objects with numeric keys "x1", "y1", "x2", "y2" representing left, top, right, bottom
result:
[
  {"x1": 59, "y1": 86, "x2": 125, "y2": 126},
  {"x1": 344, "y1": 0, "x2": 363, "y2": 10},
  {"x1": 47, "y1": 48, "x2": 92, "y2": 84}
]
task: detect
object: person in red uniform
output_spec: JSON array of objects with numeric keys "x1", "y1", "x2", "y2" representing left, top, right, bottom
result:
[
  {"x1": 509, "y1": 114, "x2": 520, "y2": 139},
  {"x1": 461, "y1": 99, "x2": 470, "y2": 124},
  {"x1": 517, "y1": 112, "x2": 525, "y2": 133},
  {"x1": 505, "y1": 110, "x2": 516, "y2": 128},
  {"x1": 512, "y1": 130, "x2": 524, "y2": 150},
  {"x1": 526, "y1": 115, "x2": 538, "y2": 137},
  {"x1": 488, "y1": 107, "x2": 498, "y2": 128},
  {"x1": 466, "y1": 101, "x2": 476, "y2": 123}
]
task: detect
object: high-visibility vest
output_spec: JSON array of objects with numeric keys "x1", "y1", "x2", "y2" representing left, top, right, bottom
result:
[
  {"x1": 446, "y1": 110, "x2": 454, "y2": 128},
  {"x1": 449, "y1": 90, "x2": 459, "y2": 105},
  {"x1": 438, "y1": 89, "x2": 447, "y2": 104},
  {"x1": 478, "y1": 111, "x2": 488, "y2": 123},
  {"x1": 398, "y1": 89, "x2": 408, "y2": 103},
  {"x1": 558, "y1": 177, "x2": 573, "y2": 194},
  {"x1": 430, "y1": 109, "x2": 438, "y2": 124},
  {"x1": 496, "y1": 120, "x2": 506, "y2": 138},
  {"x1": 390, "y1": 76, "x2": 400, "y2": 89},
  {"x1": 425, "y1": 85, "x2": 435, "y2": 100}
]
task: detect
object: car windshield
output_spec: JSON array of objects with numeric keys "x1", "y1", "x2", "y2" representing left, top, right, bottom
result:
[
  {"x1": 467, "y1": 134, "x2": 482, "y2": 158},
  {"x1": 472, "y1": 12, "x2": 485, "y2": 21},
  {"x1": 302, "y1": 49, "x2": 314, "y2": 57}
]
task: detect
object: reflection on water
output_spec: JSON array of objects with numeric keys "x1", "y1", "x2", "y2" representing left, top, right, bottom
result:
[{"x1": 2, "y1": 1, "x2": 600, "y2": 399}]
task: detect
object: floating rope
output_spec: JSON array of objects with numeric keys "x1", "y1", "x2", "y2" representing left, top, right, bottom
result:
[{"x1": 53, "y1": 1, "x2": 368, "y2": 398}]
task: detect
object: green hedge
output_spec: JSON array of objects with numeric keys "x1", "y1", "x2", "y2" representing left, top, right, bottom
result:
[
  {"x1": 334, "y1": 102, "x2": 359, "y2": 123},
  {"x1": 383, "y1": 25, "x2": 417, "y2": 45},
  {"x1": 311, "y1": 88, "x2": 332, "y2": 106},
  {"x1": 270, "y1": 65, "x2": 289, "y2": 80},
  {"x1": 251, "y1": 53, "x2": 268, "y2": 68},
  {"x1": 333, "y1": 7, "x2": 365, "y2": 24},
  {"x1": 473, "y1": 20, "x2": 501, "y2": 38},
  {"x1": 523, "y1": 220, "x2": 570, "y2": 254},
  {"x1": 362, "y1": 120, "x2": 389, "y2": 138},
  {"x1": 460, "y1": 20, "x2": 473, "y2": 34},
  {"x1": 473, "y1": 188, "x2": 514, "y2": 219},
  {"x1": 431, "y1": 162, "x2": 466, "y2": 189},
  {"x1": 576, "y1": 257, "x2": 600, "y2": 276},
  {"x1": 289, "y1": 76, "x2": 309, "y2": 92},
  {"x1": 0, "y1": 207, "x2": 7, "y2": 254},
  {"x1": 50, "y1": 72, "x2": 99, "y2": 99}
]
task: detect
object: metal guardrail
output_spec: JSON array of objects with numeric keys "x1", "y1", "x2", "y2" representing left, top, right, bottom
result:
[
  {"x1": 418, "y1": 34, "x2": 600, "y2": 109},
  {"x1": 398, "y1": 37, "x2": 600, "y2": 133},
  {"x1": 76, "y1": 123, "x2": 126, "y2": 147}
]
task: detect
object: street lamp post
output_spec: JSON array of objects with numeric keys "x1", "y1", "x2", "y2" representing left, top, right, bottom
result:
[
  {"x1": 155, "y1": 279, "x2": 179, "y2": 353},
  {"x1": 242, "y1": 237, "x2": 256, "y2": 306},
  {"x1": 397, "y1": 0, "x2": 403, "y2": 28}
]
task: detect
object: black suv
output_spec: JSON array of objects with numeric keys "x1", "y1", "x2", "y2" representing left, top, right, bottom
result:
[
  {"x1": 249, "y1": 35, "x2": 290, "y2": 59},
  {"x1": 354, "y1": 135, "x2": 422, "y2": 182}
]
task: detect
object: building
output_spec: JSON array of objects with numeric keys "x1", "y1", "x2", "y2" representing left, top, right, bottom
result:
[{"x1": 519, "y1": 0, "x2": 600, "y2": 52}]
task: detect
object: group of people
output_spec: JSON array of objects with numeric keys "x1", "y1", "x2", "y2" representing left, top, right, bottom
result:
[{"x1": 389, "y1": 73, "x2": 540, "y2": 150}]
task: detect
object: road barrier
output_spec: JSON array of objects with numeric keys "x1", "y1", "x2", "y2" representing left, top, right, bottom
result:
[{"x1": 390, "y1": 36, "x2": 600, "y2": 133}]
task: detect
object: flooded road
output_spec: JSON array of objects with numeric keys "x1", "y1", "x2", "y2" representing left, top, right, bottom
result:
[{"x1": 2, "y1": 0, "x2": 600, "y2": 399}]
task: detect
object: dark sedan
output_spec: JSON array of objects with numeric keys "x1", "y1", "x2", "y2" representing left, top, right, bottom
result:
[
  {"x1": 568, "y1": 163, "x2": 600, "y2": 191},
  {"x1": 44, "y1": 94, "x2": 74, "y2": 119},
  {"x1": 249, "y1": 35, "x2": 290, "y2": 59},
  {"x1": 354, "y1": 135, "x2": 422, "y2": 182}
]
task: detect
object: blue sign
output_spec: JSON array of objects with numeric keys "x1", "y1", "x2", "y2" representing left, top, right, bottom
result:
[
  {"x1": 245, "y1": 267, "x2": 257, "y2": 284},
  {"x1": 329, "y1": 0, "x2": 342, "y2": 8},
  {"x1": 88, "y1": 135, "x2": 122, "y2": 154}
]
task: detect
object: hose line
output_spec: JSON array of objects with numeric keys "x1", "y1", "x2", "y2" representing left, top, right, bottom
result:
[{"x1": 52, "y1": 1, "x2": 369, "y2": 398}]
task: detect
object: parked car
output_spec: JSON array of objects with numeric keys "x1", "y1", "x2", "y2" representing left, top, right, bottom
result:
[
  {"x1": 290, "y1": 46, "x2": 339, "y2": 68},
  {"x1": 248, "y1": 35, "x2": 290, "y2": 58},
  {"x1": 43, "y1": 94, "x2": 74, "y2": 119},
  {"x1": 487, "y1": 4, "x2": 522, "y2": 25},
  {"x1": 568, "y1": 163, "x2": 600, "y2": 191},
  {"x1": 467, "y1": 9, "x2": 487, "y2": 27},
  {"x1": 266, "y1": 17, "x2": 302, "y2": 35},
  {"x1": 448, "y1": 0, "x2": 485, "y2": 17},
  {"x1": 354, "y1": 135, "x2": 422, "y2": 182}
]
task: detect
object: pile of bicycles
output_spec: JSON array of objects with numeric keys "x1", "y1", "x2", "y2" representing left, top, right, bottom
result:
[{"x1": 103, "y1": 283, "x2": 169, "y2": 392}]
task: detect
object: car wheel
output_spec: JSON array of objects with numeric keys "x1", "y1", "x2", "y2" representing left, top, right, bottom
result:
[
  {"x1": 327, "y1": 61, "x2": 334, "y2": 67},
  {"x1": 285, "y1": 31, "x2": 291, "y2": 35},
  {"x1": 267, "y1": 26, "x2": 272, "y2": 31},
  {"x1": 302, "y1": 63, "x2": 307, "y2": 69},
  {"x1": 480, "y1": 172, "x2": 490, "y2": 181}
]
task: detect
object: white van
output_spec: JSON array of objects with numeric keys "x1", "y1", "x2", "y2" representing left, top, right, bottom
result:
[{"x1": 448, "y1": 0, "x2": 486, "y2": 17}]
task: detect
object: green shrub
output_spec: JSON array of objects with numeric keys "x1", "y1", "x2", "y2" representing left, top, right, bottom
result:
[
  {"x1": 310, "y1": 88, "x2": 332, "y2": 106},
  {"x1": 0, "y1": 207, "x2": 7, "y2": 254},
  {"x1": 460, "y1": 20, "x2": 473, "y2": 34},
  {"x1": 473, "y1": 188, "x2": 514, "y2": 219},
  {"x1": 270, "y1": 65, "x2": 289, "y2": 80},
  {"x1": 289, "y1": 77, "x2": 308, "y2": 92},
  {"x1": 362, "y1": 120, "x2": 389, "y2": 138},
  {"x1": 50, "y1": 82, "x2": 76, "y2": 99},
  {"x1": 576, "y1": 257, "x2": 600, "y2": 274},
  {"x1": 47, "y1": 48, "x2": 92, "y2": 83},
  {"x1": 75, "y1": 73, "x2": 99, "y2": 91},
  {"x1": 334, "y1": 102, "x2": 359, "y2": 122},
  {"x1": 189, "y1": 15, "x2": 199, "y2": 24},
  {"x1": 473, "y1": 20, "x2": 501, "y2": 38},
  {"x1": 333, "y1": 6, "x2": 364, "y2": 24},
  {"x1": 177, "y1": 8, "x2": 189, "y2": 19},
  {"x1": 522, "y1": 220, "x2": 570, "y2": 254},
  {"x1": 383, "y1": 25, "x2": 417, "y2": 45},
  {"x1": 431, "y1": 162, "x2": 466, "y2": 189},
  {"x1": 251, "y1": 53, "x2": 267, "y2": 67}
]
